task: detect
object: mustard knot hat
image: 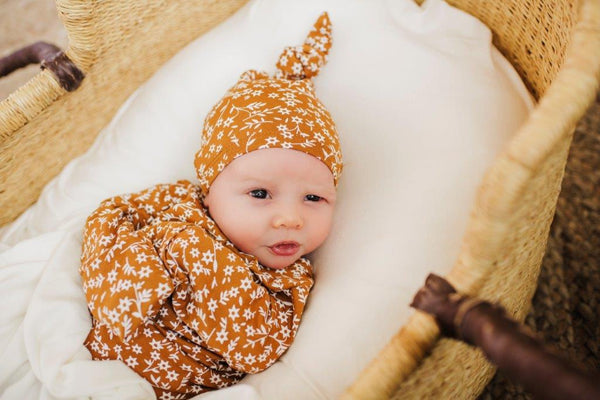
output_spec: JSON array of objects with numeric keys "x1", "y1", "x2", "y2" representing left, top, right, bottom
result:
[{"x1": 195, "y1": 12, "x2": 343, "y2": 196}]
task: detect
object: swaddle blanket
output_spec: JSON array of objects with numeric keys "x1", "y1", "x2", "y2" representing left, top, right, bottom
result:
[
  {"x1": 80, "y1": 181, "x2": 314, "y2": 399},
  {"x1": 79, "y1": 12, "x2": 340, "y2": 400}
]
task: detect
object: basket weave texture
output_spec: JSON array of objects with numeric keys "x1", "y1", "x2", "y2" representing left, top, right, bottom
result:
[
  {"x1": 0, "y1": 0, "x2": 599, "y2": 398},
  {"x1": 0, "y1": 0, "x2": 247, "y2": 226},
  {"x1": 345, "y1": 0, "x2": 600, "y2": 398},
  {"x1": 480, "y1": 93, "x2": 600, "y2": 399}
]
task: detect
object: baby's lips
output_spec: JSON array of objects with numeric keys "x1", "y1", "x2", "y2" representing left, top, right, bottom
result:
[{"x1": 269, "y1": 241, "x2": 300, "y2": 256}]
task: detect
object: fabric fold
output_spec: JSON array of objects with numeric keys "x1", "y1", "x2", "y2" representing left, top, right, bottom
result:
[{"x1": 80, "y1": 180, "x2": 314, "y2": 397}]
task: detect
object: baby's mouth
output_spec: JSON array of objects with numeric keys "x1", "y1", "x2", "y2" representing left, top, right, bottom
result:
[{"x1": 269, "y1": 241, "x2": 300, "y2": 256}]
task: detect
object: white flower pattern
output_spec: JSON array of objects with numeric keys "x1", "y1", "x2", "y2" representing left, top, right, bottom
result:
[
  {"x1": 194, "y1": 12, "x2": 342, "y2": 197},
  {"x1": 81, "y1": 181, "x2": 314, "y2": 399},
  {"x1": 81, "y1": 11, "x2": 341, "y2": 400}
]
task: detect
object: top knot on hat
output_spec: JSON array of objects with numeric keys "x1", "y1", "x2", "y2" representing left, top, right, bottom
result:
[
  {"x1": 194, "y1": 12, "x2": 342, "y2": 196},
  {"x1": 275, "y1": 12, "x2": 332, "y2": 80}
]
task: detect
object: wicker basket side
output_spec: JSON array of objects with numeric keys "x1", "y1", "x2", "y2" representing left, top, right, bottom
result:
[
  {"x1": 344, "y1": 0, "x2": 600, "y2": 398},
  {"x1": 390, "y1": 134, "x2": 572, "y2": 399},
  {"x1": 0, "y1": 0, "x2": 248, "y2": 226},
  {"x1": 444, "y1": 0, "x2": 576, "y2": 101}
]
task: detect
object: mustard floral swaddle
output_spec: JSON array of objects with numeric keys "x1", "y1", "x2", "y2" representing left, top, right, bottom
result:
[
  {"x1": 82, "y1": 181, "x2": 314, "y2": 397},
  {"x1": 80, "y1": 13, "x2": 343, "y2": 399}
]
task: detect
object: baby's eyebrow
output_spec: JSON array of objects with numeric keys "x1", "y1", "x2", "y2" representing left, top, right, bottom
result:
[
  {"x1": 237, "y1": 175, "x2": 272, "y2": 186},
  {"x1": 305, "y1": 184, "x2": 337, "y2": 198},
  {"x1": 235, "y1": 172, "x2": 336, "y2": 194}
]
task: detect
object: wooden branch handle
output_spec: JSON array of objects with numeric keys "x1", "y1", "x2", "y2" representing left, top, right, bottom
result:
[
  {"x1": 0, "y1": 41, "x2": 84, "y2": 91},
  {"x1": 411, "y1": 273, "x2": 600, "y2": 400}
]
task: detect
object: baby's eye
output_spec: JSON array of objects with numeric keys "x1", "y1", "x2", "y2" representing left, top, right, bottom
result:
[
  {"x1": 305, "y1": 194, "x2": 322, "y2": 202},
  {"x1": 249, "y1": 189, "x2": 269, "y2": 199}
]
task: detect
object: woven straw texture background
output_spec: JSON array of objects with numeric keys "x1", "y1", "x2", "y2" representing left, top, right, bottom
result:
[
  {"x1": 479, "y1": 92, "x2": 600, "y2": 399},
  {"x1": 0, "y1": 0, "x2": 68, "y2": 101},
  {"x1": 1, "y1": 0, "x2": 598, "y2": 398}
]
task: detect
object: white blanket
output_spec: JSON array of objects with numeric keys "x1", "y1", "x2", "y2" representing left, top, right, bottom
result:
[
  {"x1": 0, "y1": 230, "x2": 155, "y2": 399},
  {"x1": 0, "y1": 226, "x2": 267, "y2": 399}
]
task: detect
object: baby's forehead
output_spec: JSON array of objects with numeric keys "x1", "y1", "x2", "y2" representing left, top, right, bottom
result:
[
  {"x1": 231, "y1": 149, "x2": 332, "y2": 177},
  {"x1": 233, "y1": 165, "x2": 334, "y2": 187},
  {"x1": 221, "y1": 149, "x2": 336, "y2": 191}
]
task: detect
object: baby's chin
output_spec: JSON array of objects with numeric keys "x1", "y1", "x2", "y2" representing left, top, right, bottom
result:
[
  {"x1": 258, "y1": 255, "x2": 302, "y2": 270},
  {"x1": 249, "y1": 245, "x2": 306, "y2": 269}
]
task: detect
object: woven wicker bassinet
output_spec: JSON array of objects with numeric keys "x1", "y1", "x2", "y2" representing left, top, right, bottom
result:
[{"x1": 1, "y1": 0, "x2": 599, "y2": 398}]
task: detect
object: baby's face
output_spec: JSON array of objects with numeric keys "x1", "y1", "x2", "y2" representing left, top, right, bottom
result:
[{"x1": 204, "y1": 148, "x2": 337, "y2": 269}]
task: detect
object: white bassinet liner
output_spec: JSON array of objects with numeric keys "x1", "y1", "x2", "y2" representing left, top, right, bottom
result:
[{"x1": 0, "y1": 0, "x2": 533, "y2": 398}]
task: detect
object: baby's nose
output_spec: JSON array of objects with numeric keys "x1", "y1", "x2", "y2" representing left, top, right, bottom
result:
[{"x1": 272, "y1": 207, "x2": 303, "y2": 229}]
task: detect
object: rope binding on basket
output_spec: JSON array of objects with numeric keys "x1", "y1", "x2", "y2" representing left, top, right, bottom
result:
[{"x1": 0, "y1": 41, "x2": 84, "y2": 91}]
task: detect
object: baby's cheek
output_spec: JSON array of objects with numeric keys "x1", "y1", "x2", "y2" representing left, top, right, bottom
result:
[
  {"x1": 232, "y1": 235, "x2": 258, "y2": 256},
  {"x1": 220, "y1": 227, "x2": 251, "y2": 255},
  {"x1": 305, "y1": 229, "x2": 330, "y2": 255},
  {"x1": 315, "y1": 212, "x2": 335, "y2": 245}
]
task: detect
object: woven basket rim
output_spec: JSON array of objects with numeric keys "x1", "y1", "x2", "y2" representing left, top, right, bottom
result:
[
  {"x1": 0, "y1": 0, "x2": 95, "y2": 139},
  {"x1": 344, "y1": 0, "x2": 600, "y2": 397}
]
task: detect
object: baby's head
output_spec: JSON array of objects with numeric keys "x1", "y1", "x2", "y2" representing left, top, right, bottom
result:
[{"x1": 195, "y1": 13, "x2": 343, "y2": 269}]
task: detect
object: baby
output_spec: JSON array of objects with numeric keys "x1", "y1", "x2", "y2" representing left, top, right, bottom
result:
[{"x1": 79, "y1": 13, "x2": 342, "y2": 400}]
